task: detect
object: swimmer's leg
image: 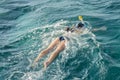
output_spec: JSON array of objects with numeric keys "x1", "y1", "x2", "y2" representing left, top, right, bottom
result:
[
  {"x1": 44, "y1": 41, "x2": 65, "y2": 69},
  {"x1": 33, "y1": 38, "x2": 59, "y2": 65}
]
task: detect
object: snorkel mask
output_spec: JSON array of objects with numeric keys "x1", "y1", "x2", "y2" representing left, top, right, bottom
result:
[{"x1": 75, "y1": 22, "x2": 84, "y2": 28}]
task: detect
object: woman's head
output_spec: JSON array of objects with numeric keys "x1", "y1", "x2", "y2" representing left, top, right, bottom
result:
[{"x1": 76, "y1": 22, "x2": 84, "y2": 28}]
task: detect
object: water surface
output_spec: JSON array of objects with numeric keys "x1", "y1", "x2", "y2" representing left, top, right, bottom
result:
[{"x1": 0, "y1": 0, "x2": 120, "y2": 80}]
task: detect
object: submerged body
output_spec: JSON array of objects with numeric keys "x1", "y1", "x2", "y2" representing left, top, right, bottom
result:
[{"x1": 33, "y1": 22, "x2": 85, "y2": 69}]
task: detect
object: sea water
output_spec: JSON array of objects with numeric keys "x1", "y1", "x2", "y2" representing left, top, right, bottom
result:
[{"x1": 0, "y1": 0, "x2": 120, "y2": 80}]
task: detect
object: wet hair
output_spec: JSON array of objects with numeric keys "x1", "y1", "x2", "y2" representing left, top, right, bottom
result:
[{"x1": 76, "y1": 22, "x2": 84, "y2": 28}]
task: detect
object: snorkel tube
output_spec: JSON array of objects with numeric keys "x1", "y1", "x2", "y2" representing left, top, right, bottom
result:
[{"x1": 78, "y1": 16, "x2": 84, "y2": 24}]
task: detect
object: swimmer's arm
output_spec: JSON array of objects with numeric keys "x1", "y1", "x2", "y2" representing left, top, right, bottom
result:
[
  {"x1": 75, "y1": 26, "x2": 107, "y2": 33},
  {"x1": 91, "y1": 29, "x2": 99, "y2": 32},
  {"x1": 91, "y1": 26, "x2": 107, "y2": 32}
]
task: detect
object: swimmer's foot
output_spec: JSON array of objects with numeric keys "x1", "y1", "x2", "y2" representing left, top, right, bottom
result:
[{"x1": 43, "y1": 61, "x2": 49, "y2": 70}]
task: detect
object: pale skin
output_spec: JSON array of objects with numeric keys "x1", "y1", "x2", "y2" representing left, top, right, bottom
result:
[{"x1": 33, "y1": 37, "x2": 66, "y2": 69}]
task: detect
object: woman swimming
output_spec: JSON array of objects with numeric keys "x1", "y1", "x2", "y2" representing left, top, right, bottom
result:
[{"x1": 32, "y1": 22, "x2": 85, "y2": 69}]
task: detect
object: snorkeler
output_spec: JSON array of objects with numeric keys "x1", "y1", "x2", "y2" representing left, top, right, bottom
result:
[
  {"x1": 32, "y1": 22, "x2": 84, "y2": 69},
  {"x1": 32, "y1": 16, "x2": 107, "y2": 70}
]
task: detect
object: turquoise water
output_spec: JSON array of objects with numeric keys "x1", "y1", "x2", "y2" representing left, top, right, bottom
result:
[{"x1": 0, "y1": 0, "x2": 120, "y2": 80}]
